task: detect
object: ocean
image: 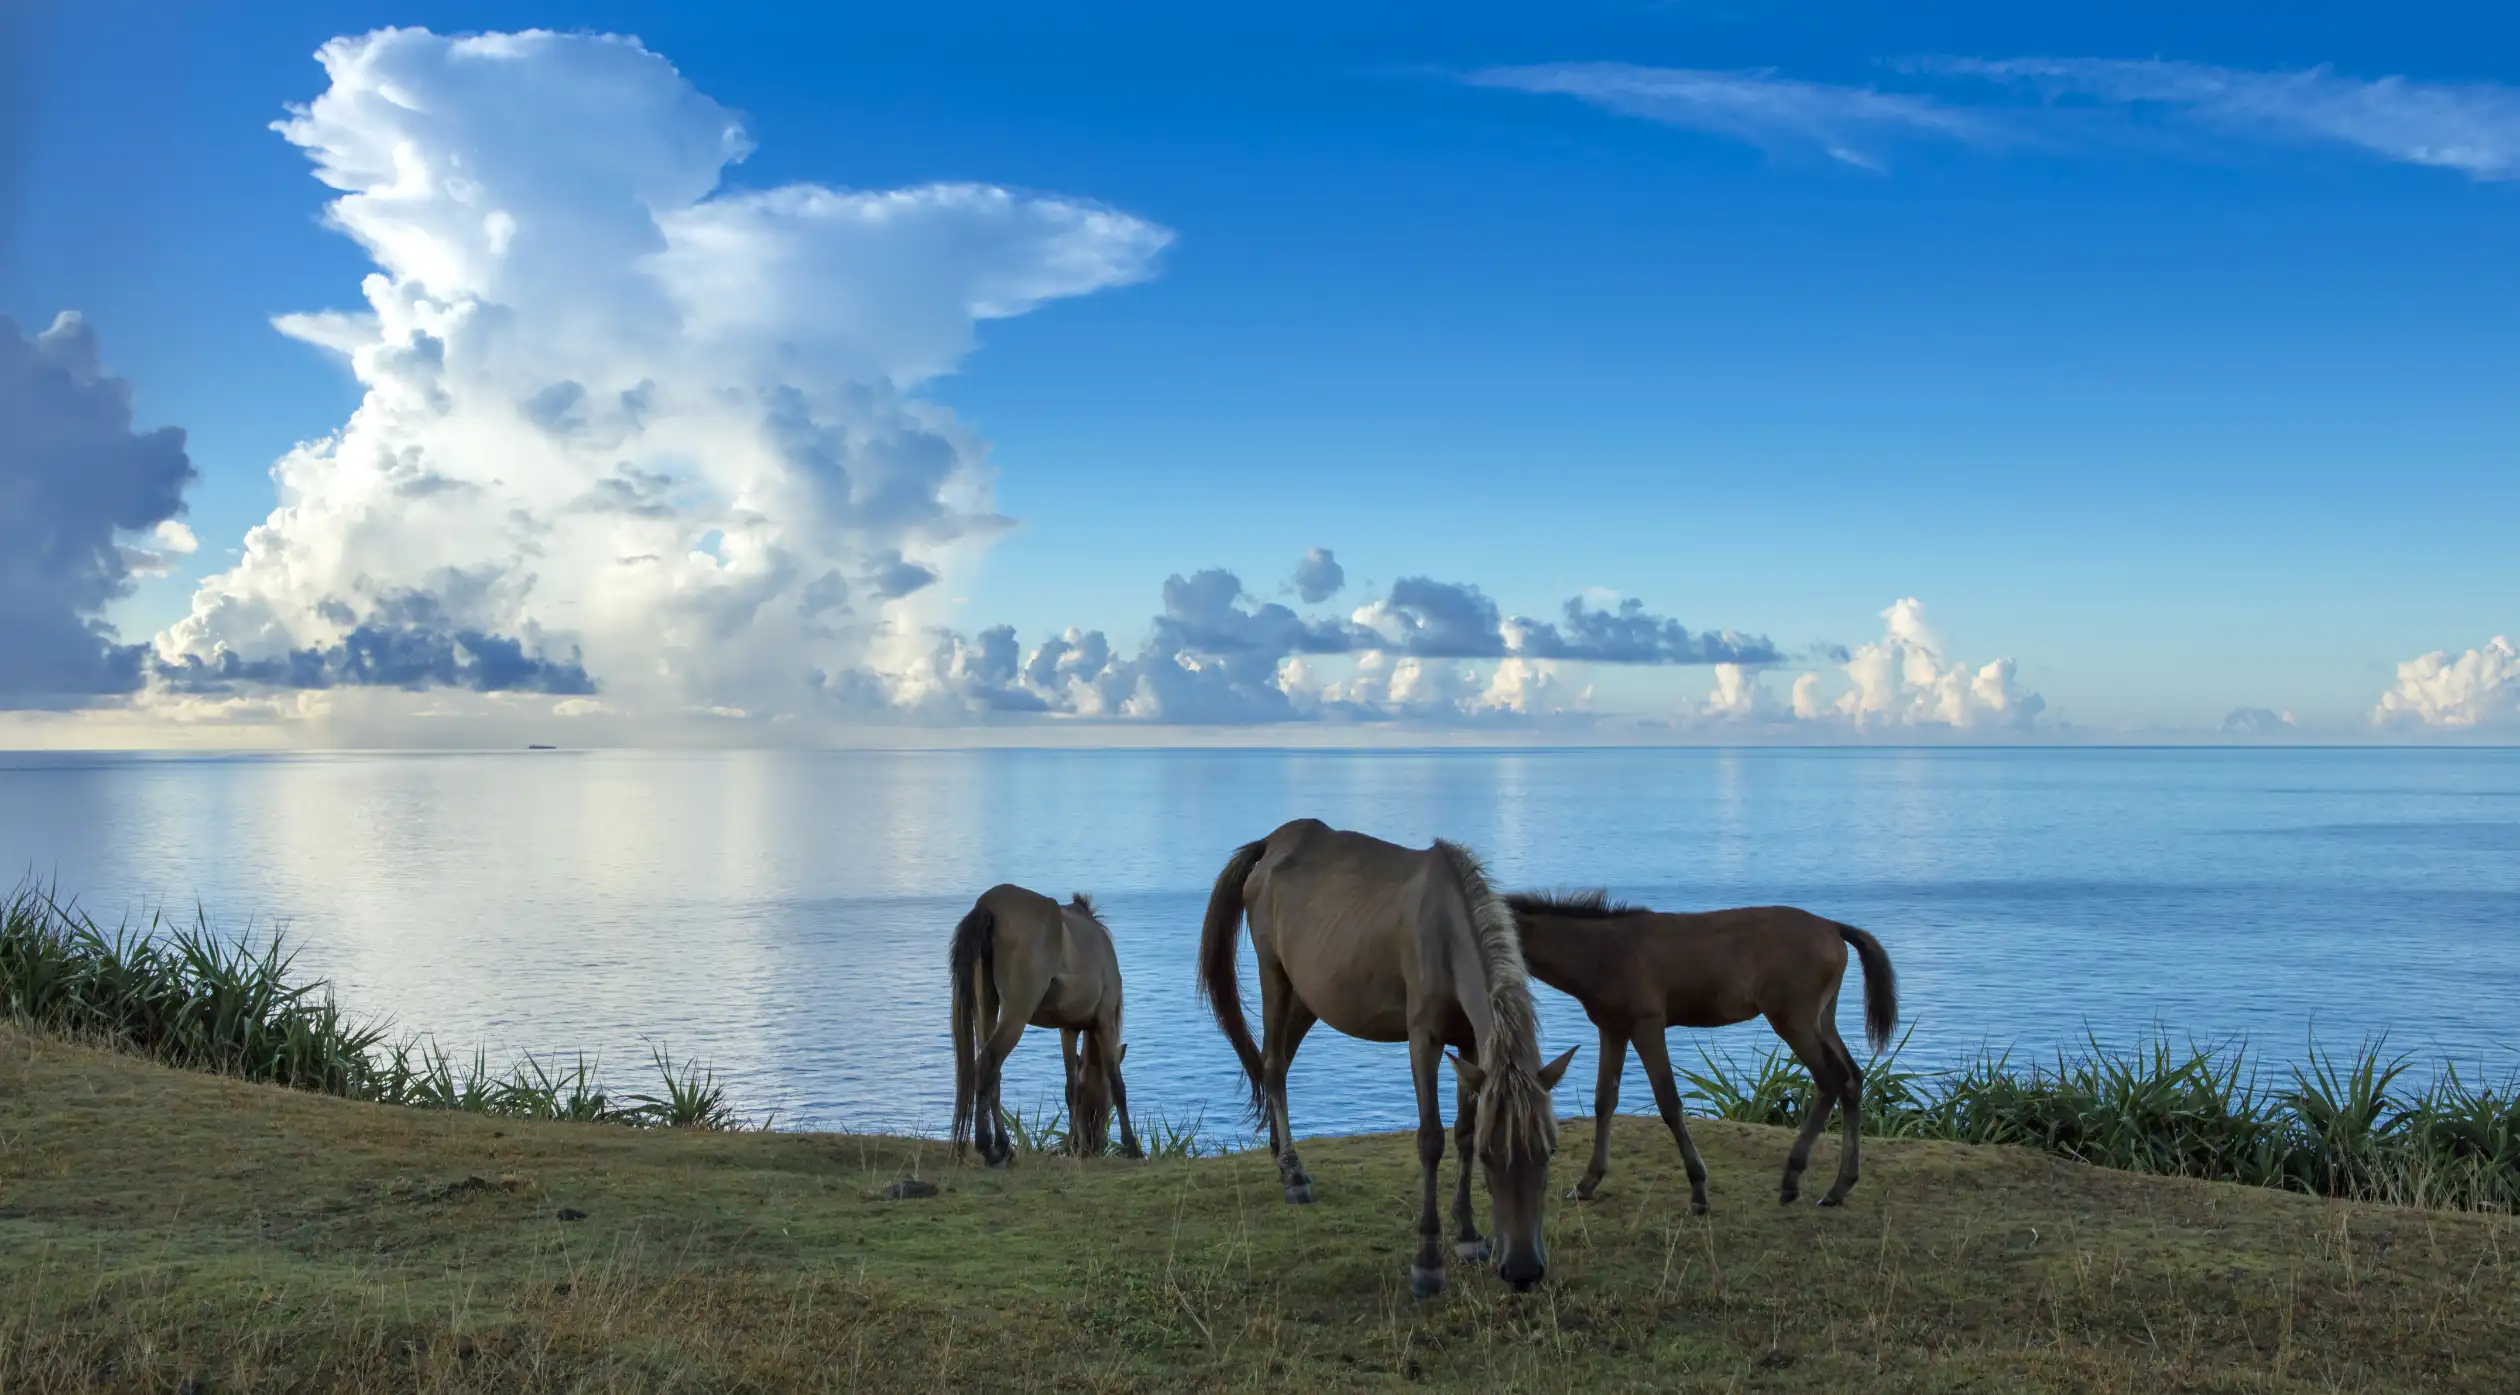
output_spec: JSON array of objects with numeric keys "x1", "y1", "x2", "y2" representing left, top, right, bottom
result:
[{"x1": 4, "y1": 746, "x2": 2514, "y2": 1140}]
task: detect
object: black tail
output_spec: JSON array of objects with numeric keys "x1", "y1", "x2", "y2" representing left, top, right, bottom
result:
[
  {"x1": 1835, "y1": 922, "x2": 1899, "y2": 1053},
  {"x1": 949, "y1": 901, "x2": 996, "y2": 1150},
  {"x1": 1197, "y1": 838, "x2": 1270, "y2": 1120}
]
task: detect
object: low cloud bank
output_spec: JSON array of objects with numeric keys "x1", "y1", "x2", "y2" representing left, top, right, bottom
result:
[{"x1": 870, "y1": 558, "x2": 1774, "y2": 725}]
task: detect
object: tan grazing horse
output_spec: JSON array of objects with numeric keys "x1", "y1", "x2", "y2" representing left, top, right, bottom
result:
[
  {"x1": 950, "y1": 885, "x2": 1141, "y2": 1164},
  {"x1": 1201, "y1": 819, "x2": 1578, "y2": 1297},
  {"x1": 1505, "y1": 891, "x2": 1898, "y2": 1213}
]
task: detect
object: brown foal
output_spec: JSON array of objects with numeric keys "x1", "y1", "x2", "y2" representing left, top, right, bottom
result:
[{"x1": 1506, "y1": 891, "x2": 1898, "y2": 1212}]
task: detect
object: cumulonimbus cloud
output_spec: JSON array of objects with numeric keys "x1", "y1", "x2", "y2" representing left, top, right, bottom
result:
[
  {"x1": 148, "y1": 27, "x2": 1169, "y2": 721},
  {"x1": 1, "y1": 313, "x2": 197, "y2": 707},
  {"x1": 2373, "y1": 637, "x2": 2520, "y2": 729}
]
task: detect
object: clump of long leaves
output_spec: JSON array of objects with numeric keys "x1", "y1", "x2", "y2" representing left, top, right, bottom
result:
[
  {"x1": 3, "y1": 883, "x2": 753, "y2": 1130},
  {"x1": 1680, "y1": 1024, "x2": 2520, "y2": 1213},
  {"x1": 992, "y1": 1096, "x2": 1221, "y2": 1160}
]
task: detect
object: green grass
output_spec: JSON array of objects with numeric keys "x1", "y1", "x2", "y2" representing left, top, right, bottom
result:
[
  {"x1": 1, "y1": 882, "x2": 750, "y2": 1131},
  {"x1": 1679, "y1": 1026, "x2": 2520, "y2": 1213},
  {"x1": 7, "y1": 876, "x2": 2520, "y2": 1386},
  {"x1": 5, "y1": 1026, "x2": 2516, "y2": 1392}
]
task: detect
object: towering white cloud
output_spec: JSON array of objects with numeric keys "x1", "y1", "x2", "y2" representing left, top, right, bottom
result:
[
  {"x1": 2373, "y1": 637, "x2": 2520, "y2": 729},
  {"x1": 152, "y1": 28, "x2": 1169, "y2": 719}
]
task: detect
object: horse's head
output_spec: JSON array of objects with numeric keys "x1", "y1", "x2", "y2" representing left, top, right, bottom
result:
[
  {"x1": 1452, "y1": 1043, "x2": 1579, "y2": 1291},
  {"x1": 1067, "y1": 1039, "x2": 1119, "y2": 1155}
]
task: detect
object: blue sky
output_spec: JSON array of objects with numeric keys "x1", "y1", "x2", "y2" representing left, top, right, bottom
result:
[{"x1": 4, "y1": 1, "x2": 2516, "y2": 741}]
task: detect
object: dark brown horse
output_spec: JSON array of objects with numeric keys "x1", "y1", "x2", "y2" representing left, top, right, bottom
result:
[
  {"x1": 1201, "y1": 820, "x2": 1578, "y2": 1296},
  {"x1": 1505, "y1": 891, "x2": 1897, "y2": 1212},
  {"x1": 950, "y1": 884, "x2": 1140, "y2": 1164}
]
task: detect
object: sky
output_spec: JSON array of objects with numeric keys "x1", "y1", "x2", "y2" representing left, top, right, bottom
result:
[{"x1": 3, "y1": 0, "x2": 2516, "y2": 745}]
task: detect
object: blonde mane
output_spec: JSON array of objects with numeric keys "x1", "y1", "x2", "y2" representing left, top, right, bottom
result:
[{"x1": 1434, "y1": 840, "x2": 1559, "y2": 1163}]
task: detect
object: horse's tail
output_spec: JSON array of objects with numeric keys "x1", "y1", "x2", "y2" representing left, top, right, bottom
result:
[
  {"x1": 948, "y1": 900, "x2": 996, "y2": 1152},
  {"x1": 1197, "y1": 838, "x2": 1270, "y2": 1120},
  {"x1": 1835, "y1": 922, "x2": 1900, "y2": 1053}
]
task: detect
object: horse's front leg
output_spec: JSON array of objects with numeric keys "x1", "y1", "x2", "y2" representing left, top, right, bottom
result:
[
  {"x1": 1409, "y1": 1035, "x2": 1450, "y2": 1299},
  {"x1": 1450, "y1": 1066, "x2": 1486, "y2": 1263},
  {"x1": 1571, "y1": 1022, "x2": 1628, "y2": 1201}
]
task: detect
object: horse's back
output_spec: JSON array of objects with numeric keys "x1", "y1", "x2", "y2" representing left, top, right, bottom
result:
[
  {"x1": 1647, "y1": 906, "x2": 1849, "y2": 1026},
  {"x1": 1247, "y1": 821, "x2": 1453, "y2": 1043}
]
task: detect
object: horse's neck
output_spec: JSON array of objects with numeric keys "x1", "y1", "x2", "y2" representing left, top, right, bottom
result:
[{"x1": 1515, "y1": 914, "x2": 1616, "y2": 1001}]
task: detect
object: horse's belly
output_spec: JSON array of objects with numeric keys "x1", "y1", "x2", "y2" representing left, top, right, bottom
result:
[{"x1": 1282, "y1": 952, "x2": 1411, "y2": 1043}]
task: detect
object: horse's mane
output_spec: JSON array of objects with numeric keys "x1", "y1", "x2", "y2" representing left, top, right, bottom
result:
[
  {"x1": 1068, "y1": 891, "x2": 1100, "y2": 921},
  {"x1": 1433, "y1": 841, "x2": 1558, "y2": 1163},
  {"x1": 1504, "y1": 888, "x2": 1651, "y2": 920}
]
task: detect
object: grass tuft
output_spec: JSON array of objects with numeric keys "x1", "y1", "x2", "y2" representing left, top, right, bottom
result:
[
  {"x1": 2, "y1": 881, "x2": 759, "y2": 1130},
  {"x1": 1677, "y1": 1023, "x2": 2520, "y2": 1213}
]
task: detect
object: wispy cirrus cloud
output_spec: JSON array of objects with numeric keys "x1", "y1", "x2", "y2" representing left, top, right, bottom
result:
[
  {"x1": 1925, "y1": 57, "x2": 2520, "y2": 181},
  {"x1": 1472, "y1": 56, "x2": 2520, "y2": 182},
  {"x1": 1465, "y1": 62, "x2": 1991, "y2": 171}
]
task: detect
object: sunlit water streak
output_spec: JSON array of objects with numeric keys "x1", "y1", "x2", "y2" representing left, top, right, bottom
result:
[{"x1": 4, "y1": 747, "x2": 2514, "y2": 1141}]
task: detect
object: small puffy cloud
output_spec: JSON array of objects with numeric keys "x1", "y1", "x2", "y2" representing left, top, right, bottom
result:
[
  {"x1": 118, "y1": 520, "x2": 199, "y2": 577},
  {"x1": 151, "y1": 27, "x2": 1167, "y2": 723},
  {"x1": 2221, "y1": 706, "x2": 2297, "y2": 736},
  {"x1": 1749, "y1": 598, "x2": 2044, "y2": 733},
  {"x1": 1467, "y1": 62, "x2": 1989, "y2": 171},
  {"x1": 1, "y1": 312, "x2": 198, "y2": 708},
  {"x1": 2372, "y1": 637, "x2": 2520, "y2": 729},
  {"x1": 1291, "y1": 546, "x2": 1345, "y2": 604}
]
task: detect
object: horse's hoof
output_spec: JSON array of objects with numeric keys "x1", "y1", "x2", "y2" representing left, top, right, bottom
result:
[
  {"x1": 1284, "y1": 1183, "x2": 1314, "y2": 1205},
  {"x1": 1690, "y1": 1200, "x2": 1711, "y2": 1216},
  {"x1": 1817, "y1": 1193, "x2": 1846, "y2": 1208},
  {"x1": 1408, "y1": 1265, "x2": 1446, "y2": 1299},
  {"x1": 1777, "y1": 1190, "x2": 1797, "y2": 1206},
  {"x1": 1454, "y1": 1238, "x2": 1490, "y2": 1263}
]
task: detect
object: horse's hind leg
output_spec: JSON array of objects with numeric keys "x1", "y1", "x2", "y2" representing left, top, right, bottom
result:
[
  {"x1": 1767, "y1": 1011, "x2": 1847, "y2": 1205},
  {"x1": 1631, "y1": 1020, "x2": 1712, "y2": 1214},
  {"x1": 1817, "y1": 1016, "x2": 1866, "y2": 1207},
  {"x1": 1450, "y1": 1067, "x2": 1486, "y2": 1262},
  {"x1": 1095, "y1": 1019, "x2": 1142, "y2": 1160},
  {"x1": 1257, "y1": 957, "x2": 1319, "y2": 1203},
  {"x1": 977, "y1": 970, "x2": 1040, "y2": 1166},
  {"x1": 1569, "y1": 1021, "x2": 1629, "y2": 1202},
  {"x1": 1059, "y1": 1027, "x2": 1088, "y2": 1156}
]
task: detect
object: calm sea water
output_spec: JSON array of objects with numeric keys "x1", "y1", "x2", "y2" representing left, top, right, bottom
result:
[{"x1": 3, "y1": 747, "x2": 2515, "y2": 1139}]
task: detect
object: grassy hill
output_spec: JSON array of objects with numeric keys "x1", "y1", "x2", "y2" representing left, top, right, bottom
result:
[{"x1": 3, "y1": 1029, "x2": 2514, "y2": 1392}]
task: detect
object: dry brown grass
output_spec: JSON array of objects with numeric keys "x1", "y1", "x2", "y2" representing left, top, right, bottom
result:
[{"x1": 3, "y1": 1026, "x2": 2513, "y2": 1392}]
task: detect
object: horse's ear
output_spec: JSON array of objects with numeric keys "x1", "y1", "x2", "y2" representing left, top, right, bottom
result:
[
  {"x1": 1537, "y1": 1045, "x2": 1580, "y2": 1091},
  {"x1": 1448, "y1": 1050, "x2": 1487, "y2": 1093}
]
